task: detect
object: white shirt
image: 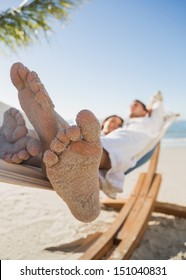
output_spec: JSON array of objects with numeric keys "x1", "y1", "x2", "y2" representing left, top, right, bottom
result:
[{"x1": 99, "y1": 96, "x2": 165, "y2": 198}]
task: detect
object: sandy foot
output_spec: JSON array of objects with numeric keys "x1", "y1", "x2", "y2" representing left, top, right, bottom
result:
[
  {"x1": 0, "y1": 107, "x2": 28, "y2": 143},
  {"x1": 43, "y1": 110, "x2": 103, "y2": 223},
  {"x1": 0, "y1": 108, "x2": 42, "y2": 163},
  {"x1": 10, "y1": 62, "x2": 59, "y2": 152}
]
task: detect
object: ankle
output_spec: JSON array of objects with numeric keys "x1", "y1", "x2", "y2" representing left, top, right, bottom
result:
[{"x1": 100, "y1": 149, "x2": 111, "y2": 169}]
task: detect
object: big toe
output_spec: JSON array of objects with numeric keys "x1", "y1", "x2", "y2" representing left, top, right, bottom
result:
[
  {"x1": 10, "y1": 62, "x2": 29, "y2": 90},
  {"x1": 76, "y1": 110, "x2": 101, "y2": 142}
]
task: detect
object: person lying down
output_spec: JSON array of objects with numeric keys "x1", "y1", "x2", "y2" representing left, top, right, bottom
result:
[{"x1": 0, "y1": 62, "x2": 165, "y2": 223}]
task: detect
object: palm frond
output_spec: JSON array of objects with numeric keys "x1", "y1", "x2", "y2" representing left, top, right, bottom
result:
[{"x1": 0, "y1": 0, "x2": 84, "y2": 51}]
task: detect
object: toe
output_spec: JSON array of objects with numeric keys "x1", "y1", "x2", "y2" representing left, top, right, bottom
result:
[
  {"x1": 27, "y1": 71, "x2": 40, "y2": 93},
  {"x1": 76, "y1": 110, "x2": 101, "y2": 142},
  {"x1": 26, "y1": 138, "x2": 42, "y2": 156},
  {"x1": 18, "y1": 64, "x2": 30, "y2": 81},
  {"x1": 4, "y1": 153, "x2": 22, "y2": 164},
  {"x1": 56, "y1": 129, "x2": 70, "y2": 146},
  {"x1": 9, "y1": 107, "x2": 19, "y2": 116},
  {"x1": 66, "y1": 125, "x2": 81, "y2": 141},
  {"x1": 10, "y1": 62, "x2": 28, "y2": 90},
  {"x1": 10, "y1": 62, "x2": 24, "y2": 75},
  {"x1": 13, "y1": 127, "x2": 28, "y2": 142},
  {"x1": 27, "y1": 72, "x2": 54, "y2": 109},
  {"x1": 43, "y1": 150, "x2": 59, "y2": 167},
  {"x1": 11, "y1": 154, "x2": 23, "y2": 164},
  {"x1": 15, "y1": 111, "x2": 26, "y2": 126},
  {"x1": 16, "y1": 118, "x2": 26, "y2": 126},
  {"x1": 3, "y1": 154, "x2": 13, "y2": 163},
  {"x1": 17, "y1": 150, "x2": 30, "y2": 160},
  {"x1": 50, "y1": 138, "x2": 66, "y2": 154},
  {"x1": 36, "y1": 89, "x2": 54, "y2": 109}
]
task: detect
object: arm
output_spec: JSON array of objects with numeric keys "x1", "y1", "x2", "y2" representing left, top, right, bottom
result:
[
  {"x1": 146, "y1": 91, "x2": 165, "y2": 133},
  {"x1": 146, "y1": 91, "x2": 163, "y2": 114}
]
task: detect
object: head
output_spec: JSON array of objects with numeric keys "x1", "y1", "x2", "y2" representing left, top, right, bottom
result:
[
  {"x1": 101, "y1": 115, "x2": 124, "y2": 135},
  {"x1": 129, "y1": 99, "x2": 149, "y2": 118}
]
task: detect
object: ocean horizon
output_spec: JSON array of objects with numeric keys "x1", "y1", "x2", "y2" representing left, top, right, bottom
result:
[{"x1": 162, "y1": 119, "x2": 186, "y2": 147}]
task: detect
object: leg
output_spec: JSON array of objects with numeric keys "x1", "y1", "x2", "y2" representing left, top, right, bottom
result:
[
  {"x1": 43, "y1": 110, "x2": 103, "y2": 222},
  {"x1": 0, "y1": 108, "x2": 42, "y2": 164}
]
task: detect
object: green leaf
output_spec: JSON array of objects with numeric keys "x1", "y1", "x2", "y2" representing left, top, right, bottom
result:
[{"x1": 0, "y1": 0, "x2": 85, "y2": 52}]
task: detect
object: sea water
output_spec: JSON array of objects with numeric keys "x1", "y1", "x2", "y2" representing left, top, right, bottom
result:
[{"x1": 162, "y1": 120, "x2": 186, "y2": 147}]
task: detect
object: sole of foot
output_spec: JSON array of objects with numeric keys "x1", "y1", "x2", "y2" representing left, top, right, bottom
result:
[{"x1": 43, "y1": 110, "x2": 102, "y2": 223}]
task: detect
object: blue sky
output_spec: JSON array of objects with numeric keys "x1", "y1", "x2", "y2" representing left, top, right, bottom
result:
[{"x1": 0, "y1": 0, "x2": 186, "y2": 121}]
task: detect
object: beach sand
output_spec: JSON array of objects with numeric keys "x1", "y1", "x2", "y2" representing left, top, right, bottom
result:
[{"x1": 0, "y1": 102, "x2": 186, "y2": 260}]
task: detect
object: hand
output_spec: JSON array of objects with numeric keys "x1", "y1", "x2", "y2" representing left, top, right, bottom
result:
[{"x1": 152, "y1": 91, "x2": 163, "y2": 101}]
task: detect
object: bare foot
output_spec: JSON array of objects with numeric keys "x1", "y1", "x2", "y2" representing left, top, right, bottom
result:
[
  {"x1": 0, "y1": 107, "x2": 28, "y2": 143},
  {"x1": 43, "y1": 110, "x2": 102, "y2": 222},
  {"x1": 0, "y1": 108, "x2": 42, "y2": 164},
  {"x1": 10, "y1": 62, "x2": 60, "y2": 152}
]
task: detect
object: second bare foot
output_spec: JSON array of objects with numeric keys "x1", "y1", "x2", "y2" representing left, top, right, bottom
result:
[
  {"x1": 0, "y1": 107, "x2": 28, "y2": 143},
  {"x1": 43, "y1": 110, "x2": 102, "y2": 223},
  {"x1": 0, "y1": 108, "x2": 42, "y2": 164}
]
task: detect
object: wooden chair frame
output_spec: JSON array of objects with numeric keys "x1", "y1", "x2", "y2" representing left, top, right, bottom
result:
[{"x1": 78, "y1": 143, "x2": 161, "y2": 259}]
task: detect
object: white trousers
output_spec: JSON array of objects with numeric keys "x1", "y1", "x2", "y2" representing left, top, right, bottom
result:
[{"x1": 99, "y1": 128, "x2": 152, "y2": 198}]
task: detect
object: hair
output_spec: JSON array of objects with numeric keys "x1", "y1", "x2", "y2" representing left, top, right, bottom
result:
[
  {"x1": 101, "y1": 114, "x2": 124, "y2": 130},
  {"x1": 134, "y1": 99, "x2": 148, "y2": 112}
]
